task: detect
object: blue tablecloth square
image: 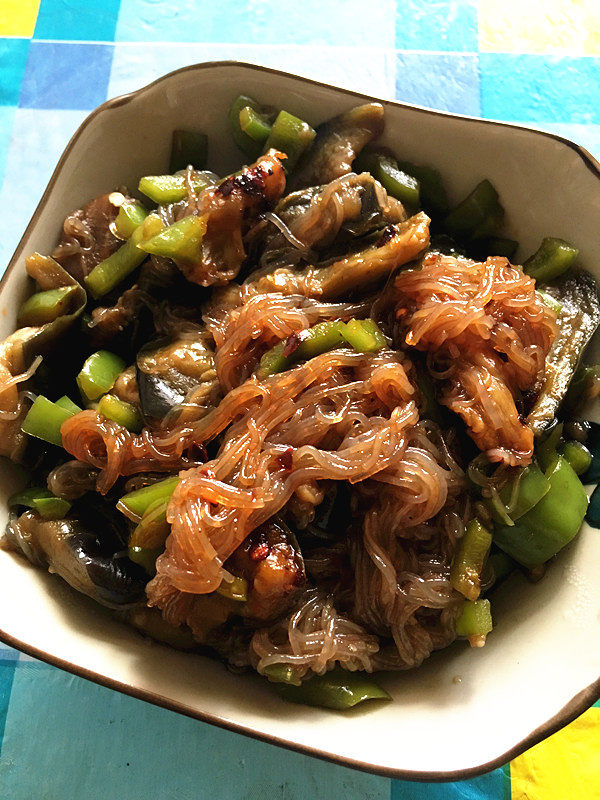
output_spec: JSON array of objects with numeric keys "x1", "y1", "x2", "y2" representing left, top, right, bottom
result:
[
  {"x1": 34, "y1": 0, "x2": 122, "y2": 42},
  {"x1": 480, "y1": 54, "x2": 600, "y2": 124},
  {"x1": 395, "y1": 0, "x2": 478, "y2": 52},
  {"x1": 0, "y1": 38, "x2": 30, "y2": 107},
  {"x1": 395, "y1": 52, "x2": 480, "y2": 115},
  {"x1": 19, "y1": 41, "x2": 114, "y2": 110}
]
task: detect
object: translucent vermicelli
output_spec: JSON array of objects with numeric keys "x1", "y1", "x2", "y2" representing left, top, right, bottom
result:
[
  {"x1": 394, "y1": 253, "x2": 556, "y2": 465},
  {"x1": 3, "y1": 98, "x2": 593, "y2": 707}
]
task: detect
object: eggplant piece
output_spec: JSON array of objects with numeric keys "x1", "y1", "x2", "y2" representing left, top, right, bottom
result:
[
  {"x1": 251, "y1": 211, "x2": 430, "y2": 299},
  {"x1": 4, "y1": 509, "x2": 147, "y2": 607},
  {"x1": 290, "y1": 103, "x2": 384, "y2": 190},
  {"x1": 52, "y1": 193, "x2": 123, "y2": 283},
  {"x1": 0, "y1": 255, "x2": 86, "y2": 461},
  {"x1": 528, "y1": 271, "x2": 600, "y2": 434},
  {"x1": 136, "y1": 332, "x2": 220, "y2": 424},
  {"x1": 227, "y1": 517, "x2": 306, "y2": 621}
]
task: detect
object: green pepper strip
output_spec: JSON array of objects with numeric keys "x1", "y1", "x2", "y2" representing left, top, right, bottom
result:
[
  {"x1": 271, "y1": 667, "x2": 390, "y2": 710},
  {"x1": 536, "y1": 289, "x2": 563, "y2": 315},
  {"x1": 77, "y1": 351, "x2": 126, "y2": 404},
  {"x1": 443, "y1": 179, "x2": 504, "y2": 239},
  {"x1": 488, "y1": 462, "x2": 550, "y2": 525},
  {"x1": 138, "y1": 214, "x2": 207, "y2": 265},
  {"x1": 229, "y1": 94, "x2": 265, "y2": 158},
  {"x1": 561, "y1": 441, "x2": 592, "y2": 476},
  {"x1": 456, "y1": 599, "x2": 493, "y2": 637},
  {"x1": 450, "y1": 519, "x2": 492, "y2": 601},
  {"x1": 98, "y1": 394, "x2": 143, "y2": 433},
  {"x1": 536, "y1": 422, "x2": 563, "y2": 472},
  {"x1": 239, "y1": 106, "x2": 272, "y2": 146},
  {"x1": 263, "y1": 110, "x2": 316, "y2": 172},
  {"x1": 85, "y1": 214, "x2": 163, "y2": 299},
  {"x1": 170, "y1": 129, "x2": 208, "y2": 173},
  {"x1": 258, "y1": 319, "x2": 386, "y2": 378},
  {"x1": 493, "y1": 455, "x2": 588, "y2": 568},
  {"x1": 21, "y1": 395, "x2": 78, "y2": 447},
  {"x1": 17, "y1": 285, "x2": 78, "y2": 328},
  {"x1": 138, "y1": 174, "x2": 212, "y2": 205},
  {"x1": 55, "y1": 395, "x2": 82, "y2": 415},
  {"x1": 355, "y1": 150, "x2": 420, "y2": 207},
  {"x1": 112, "y1": 201, "x2": 148, "y2": 240},
  {"x1": 263, "y1": 664, "x2": 303, "y2": 686},
  {"x1": 397, "y1": 160, "x2": 449, "y2": 214},
  {"x1": 216, "y1": 576, "x2": 249, "y2": 602},
  {"x1": 524, "y1": 237, "x2": 578, "y2": 283},
  {"x1": 9, "y1": 486, "x2": 71, "y2": 519},
  {"x1": 117, "y1": 475, "x2": 180, "y2": 521},
  {"x1": 341, "y1": 318, "x2": 386, "y2": 353}
]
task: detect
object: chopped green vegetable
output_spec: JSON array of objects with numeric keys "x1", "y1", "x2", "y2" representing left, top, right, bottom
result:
[
  {"x1": 216, "y1": 576, "x2": 248, "y2": 602},
  {"x1": 239, "y1": 106, "x2": 272, "y2": 147},
  {"x1": 456, "y1": 599, "x2": 493, "y2": 637},
  {"x1": 258, "y1": 320, "x2": 347, "y2": 377},
  {"x1": 536, "y1": 289, "x2": 563, "y2": 315},
  {"x1": 9, "y1": 487, "x2": 53, "y2": 508},
  {"x1": 113, "y1": 201, "x2": 148, "y2": 240},
  {"x1": 229, "y1": 94, "x2": 265, "y2": 158},
  {"x1": 263, "y1": 110, "x2": 316, "y2": 172},
  {"x1": 397, "y1": 160, "x2": 448, "y2": 214},
  {"x1": 128, "y1": 545, "x2": 163, "y2": 574},
  {"x1": 263, "y1": 664, "x2": 303, "y2": 686},
  {"x1": 138, "y1": 174, "x2": 212, "y2": 205},
  {"x1": 117, "y1": 475, "x2": 180, "y2": 520},
  {"x1": 271, "y1": 668, "x2": 390, "y2": 710},
  {"x1": 450, "y1": 519, "x2": 492, "y2": 601},
  {"x1": 536, "y1": 422, "x2": 563, "y2": 472},
  {"x1": 524, "y1": 237, "x2": 578, "y2": 282},
  {"x1": 258, "y1": 319, "x2": 386, "y2": 377},
  {"x1": 8, "y1": 486, "x2": 71, "y2": 519},
  {"x1": 55, "y1": 395, "x2": 82, "y2": 415},
  {"x1": 34, "y1": 495, "x2": 72, "y2": 519},
  {"x1": 562, "y1": 440, "x2": 592, "y2": 476},
  {"x1": 489, "y1": 462, "x2": 550, "y2": 525},
  {"x1": 97, "y1": 394, "x2": 143, "y2": 433},
  {"x1": 354, "y1": 150, "x2": 420, "y2": 207},
  {"x1": 443, "y1": 179, "x2": 503, "y2": 239},
  {"x1": 170, "y1": 129, "x2": 208, "y2": 173},
  {"x1": 493, "y1": 455, "x2": 588, "y2": 568},
  {"x1": 21, "y1": 395, "x2": 77, "y2": 447},
  {"x1": 341, "y1": 318, "x2": 386, "y2": 353},
  {"x1": 17, "y1": 285, "x2": 78, "y2": 328},
  {"x1": 85, "y1": 213, "x2": 163, "y2": 299},
  {"x1": 138, "y1": 214, "x2": 207, "y2": 265},
  {"x1": 77, "y1": 351, "x2": 126, "y2": 404}
]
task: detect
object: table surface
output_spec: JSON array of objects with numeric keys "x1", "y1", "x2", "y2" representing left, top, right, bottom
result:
[{"x1": 1, "y1": 1, "x2": 600, "y2": 798}]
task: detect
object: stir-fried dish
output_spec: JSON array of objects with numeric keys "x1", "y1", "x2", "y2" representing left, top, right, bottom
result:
[{"x1": 2, "y1": 96, "x2": 600, "y2": 710}]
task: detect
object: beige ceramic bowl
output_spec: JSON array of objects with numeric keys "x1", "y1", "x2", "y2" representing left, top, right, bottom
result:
[{"x1": 0, "y1": 62, "x2": 599, "y2": 781}]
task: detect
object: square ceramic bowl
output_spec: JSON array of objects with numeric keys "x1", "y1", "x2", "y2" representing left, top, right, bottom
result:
[{"x1": 0, "y1": 61, "x2": 599, "y2": 782}]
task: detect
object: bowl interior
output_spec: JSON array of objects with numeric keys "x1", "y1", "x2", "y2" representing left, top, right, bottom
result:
[{"x1": 0, "y1": 62, "x2": 598, "y2": 780}]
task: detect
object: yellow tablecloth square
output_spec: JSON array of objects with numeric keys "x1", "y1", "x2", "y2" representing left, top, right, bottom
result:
[
  {"x1": 479, "y1": 0, "x2": 600, "y2": 55},
  {"x1": 510, "y1": 706, "x2": 600, "y2": 799},
  {"x1": 0, "y1": 0, "x2": 40, "y2": 37}
]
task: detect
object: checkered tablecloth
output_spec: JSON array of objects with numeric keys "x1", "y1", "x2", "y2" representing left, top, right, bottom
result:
[{"x1": 1, "y1": 2, "x2": 599, "y2": 798}]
